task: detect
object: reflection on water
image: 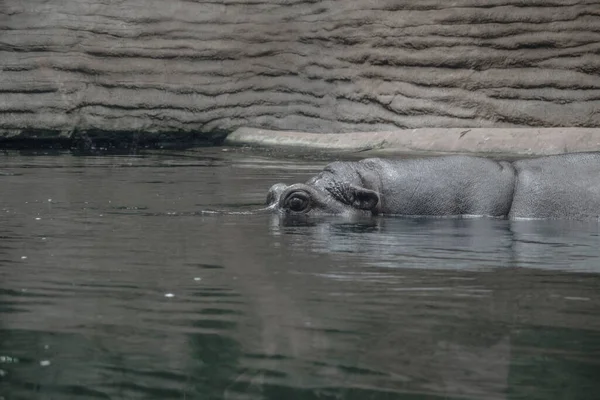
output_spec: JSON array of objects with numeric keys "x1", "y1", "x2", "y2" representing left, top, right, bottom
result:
[
  {"x1": 1, "y1": 149, "x2": 599, "y2": 400},
  {"x1": 272, "y1": 216, "x2": 600, "y2": 272}
]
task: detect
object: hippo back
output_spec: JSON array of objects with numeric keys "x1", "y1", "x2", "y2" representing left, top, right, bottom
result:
[
  {"x1": 358, "y1": 156, "x2": 516, "y2": 217},
  {"x1": 509, "y1": 152, "x2": 600, "y2": 219}
]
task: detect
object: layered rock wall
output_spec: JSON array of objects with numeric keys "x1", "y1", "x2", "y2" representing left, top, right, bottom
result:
[{"x1": 1, "y1": 0, "x2": 600, "y2": 140}]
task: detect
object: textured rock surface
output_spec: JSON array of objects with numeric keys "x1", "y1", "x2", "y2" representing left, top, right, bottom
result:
[
  {"x1": 226, "y1": 127, "x2": 600, "y2": 156},
  {"x1": 1, "y1": 0, "x2": 600, "y2": 141}
]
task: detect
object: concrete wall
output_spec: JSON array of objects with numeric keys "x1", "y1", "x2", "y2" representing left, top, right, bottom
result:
[{"x1": 1, "y1": 0, "x2": 600, "y2": 141}]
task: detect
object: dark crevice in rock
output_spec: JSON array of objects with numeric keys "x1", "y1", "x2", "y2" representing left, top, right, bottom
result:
[{"x1": 0, "y1": 129, "x2": 228, "y2": 152}]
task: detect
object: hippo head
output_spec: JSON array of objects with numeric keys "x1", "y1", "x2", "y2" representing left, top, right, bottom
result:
[{"x1": 266, "y1": 162, "x2": 381, "y2": 217}]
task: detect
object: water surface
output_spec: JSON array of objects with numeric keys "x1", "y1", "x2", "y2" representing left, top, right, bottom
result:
[{"x1": 1, "y1": 149, "x2": 599, "y2": 400}]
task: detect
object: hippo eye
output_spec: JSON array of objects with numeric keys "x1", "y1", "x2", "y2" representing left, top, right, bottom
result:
[{"x1": 284, "y1": 191, "x2": 311, "y2": 213}]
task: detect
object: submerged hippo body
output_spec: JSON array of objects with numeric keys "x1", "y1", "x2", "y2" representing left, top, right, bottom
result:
[{"x1": 267, "y1": 152, "x2": 600, "y2": 220}]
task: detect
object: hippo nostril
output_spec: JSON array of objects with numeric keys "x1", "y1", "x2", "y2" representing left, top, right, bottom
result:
[{"x1": 283, "y1": 190, "x2": 311, "y2": 213}]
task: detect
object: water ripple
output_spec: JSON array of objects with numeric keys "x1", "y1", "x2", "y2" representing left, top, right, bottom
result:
[{"x1": 1, "y1": 151, "x2": 599, "y2": 400}]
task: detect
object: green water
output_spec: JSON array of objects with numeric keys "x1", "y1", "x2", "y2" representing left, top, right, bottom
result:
[{"x1": 1, "y1": 149, "x2": 599, "y2": 400}]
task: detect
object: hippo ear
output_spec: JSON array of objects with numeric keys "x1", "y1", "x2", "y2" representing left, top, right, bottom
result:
[{"x1": 349, "y1": 185, "x2": 380, "y2": 211}]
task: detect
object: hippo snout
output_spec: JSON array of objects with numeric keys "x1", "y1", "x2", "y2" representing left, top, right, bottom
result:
[{"x1": 266, "y1": 183, "x2": 288, "y2": 206}]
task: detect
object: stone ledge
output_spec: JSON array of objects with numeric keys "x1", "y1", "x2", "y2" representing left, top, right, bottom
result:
[{"x1": 225, "y1": 127, "x2": 600, "y2": 157}]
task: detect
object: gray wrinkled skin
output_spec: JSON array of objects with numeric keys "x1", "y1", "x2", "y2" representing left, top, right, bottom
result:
[
  {"x1": 267, "y1": 153, "x2": 600, "y2": 220},
  {"x1": 510, "y1": 152, "x2": 600, "y2": 219}
]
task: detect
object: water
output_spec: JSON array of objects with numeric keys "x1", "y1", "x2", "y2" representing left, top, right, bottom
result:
[{"x1": 1, "y1": 148, "x2": 599, "y2": 400}]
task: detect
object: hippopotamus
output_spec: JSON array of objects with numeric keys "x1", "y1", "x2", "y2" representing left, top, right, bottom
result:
[{"x1": 266, "y1": 152, "x2": 600, "y2": 220}]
